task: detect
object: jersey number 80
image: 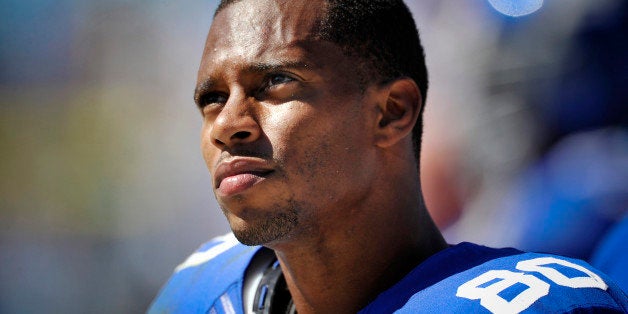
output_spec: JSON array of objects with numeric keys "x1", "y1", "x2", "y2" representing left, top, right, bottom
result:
[{"x1": 456, "y1": 257, "x2": 608, "y2": 314}]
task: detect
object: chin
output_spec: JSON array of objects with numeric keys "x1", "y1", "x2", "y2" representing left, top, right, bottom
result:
[{"x1": 226, "y1": 208, "x2": 299, "y2": 246}]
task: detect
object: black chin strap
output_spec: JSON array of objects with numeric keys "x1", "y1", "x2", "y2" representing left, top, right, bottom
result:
[{"x1": 253, "y1": 258, "x2": 296, "y2": 314}]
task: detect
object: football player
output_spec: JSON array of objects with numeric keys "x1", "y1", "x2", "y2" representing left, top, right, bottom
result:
[{"x1": 150, "y1": 1, "x2": 628, "y2": 313}]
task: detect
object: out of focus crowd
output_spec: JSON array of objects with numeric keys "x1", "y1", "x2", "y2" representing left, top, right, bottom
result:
[{"x1": 1, "y1": 0, "x2": 625, "y2": 312}]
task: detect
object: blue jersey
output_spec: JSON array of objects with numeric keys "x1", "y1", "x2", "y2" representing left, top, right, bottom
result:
[
  {"x1": 149, "y1": 234, "x2": 628, "y2": 313},
  {"x1": 590, "y1": 215, "x2": 628, "y2": 293}
]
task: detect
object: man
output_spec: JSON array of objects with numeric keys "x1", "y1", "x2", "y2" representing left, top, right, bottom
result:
[{"x1": 149, "y1": 0, "x2": 628, "y2": 313}]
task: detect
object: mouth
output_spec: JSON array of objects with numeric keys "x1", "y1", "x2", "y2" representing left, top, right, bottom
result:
[{"x1": 214, "y1": 158, "x2": 275, "y2": 197}]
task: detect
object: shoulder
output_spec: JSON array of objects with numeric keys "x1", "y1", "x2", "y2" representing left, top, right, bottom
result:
[
  {"x1": 590, "y1": 215, "x2": 628, "y2": 293},
  {"x1": 148, "y1": 233, "x2": 261, "y2": 314},
  {"x1": 397, "y1": 244, "x2": 628, "y2": 313}
]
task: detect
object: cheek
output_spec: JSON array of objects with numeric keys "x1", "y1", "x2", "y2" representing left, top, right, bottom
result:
[
  {"x1": 264, "y1": 103, "x2": 332, "y2": 154},
  {"x1": 265, "y1": 103, "x2": 368, "y2": 187},
  {"x1": 200, "y1": 123, "x2": 216, "y2": 170}
]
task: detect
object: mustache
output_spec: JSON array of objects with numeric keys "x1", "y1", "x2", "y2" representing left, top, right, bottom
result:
[{"x1": 214, "y1": 147, "x2": 275, "y2": 166}]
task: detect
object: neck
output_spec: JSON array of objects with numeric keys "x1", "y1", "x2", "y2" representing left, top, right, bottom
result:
[{"x1": 267, "y1": 173, "x2": 448, "y2": 313}]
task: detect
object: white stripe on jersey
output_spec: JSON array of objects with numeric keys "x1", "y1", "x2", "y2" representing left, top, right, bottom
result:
[
  {"x1": 175, "y1": 233, "x2": 239, "y2": 272},
  {"x1": 220, "y1": 293, "x2": 236, "y2": 314}
]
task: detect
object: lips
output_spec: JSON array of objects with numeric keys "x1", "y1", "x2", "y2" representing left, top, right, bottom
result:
[{"x1": 213, "y1": 158, "x2": 274, "y2": 197}]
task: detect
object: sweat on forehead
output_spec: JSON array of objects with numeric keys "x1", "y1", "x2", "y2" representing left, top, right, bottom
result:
[
  {"x1": 209, "y1": 0, "x2": 328, "y2": 48},
  {"x1": 215, "y1": 0, "x2": 328, "y2": 17},
  {"x1": 214, "y1": 0, "x2": 328, "y2": 29}
]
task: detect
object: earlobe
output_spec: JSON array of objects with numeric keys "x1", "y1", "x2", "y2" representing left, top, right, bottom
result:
[{"x1": 375, "y1": 78, "x2": 422, "y2": 148}]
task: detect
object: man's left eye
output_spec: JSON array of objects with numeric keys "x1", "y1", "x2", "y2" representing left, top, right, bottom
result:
[
  {"x1": 257, "y1": 73, "x2": 298, "y2": 100},
  {"x1": 267, "y1": 74, "x2": 294, "y2": 86}
]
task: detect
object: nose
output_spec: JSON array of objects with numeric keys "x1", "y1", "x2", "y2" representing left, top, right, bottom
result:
[{"x1": 209, "y1": 93, "x2": 261, "y2": 149}]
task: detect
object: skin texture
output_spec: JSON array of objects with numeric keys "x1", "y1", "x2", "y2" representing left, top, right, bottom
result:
[{"x1": 196, "y1": 0, "x2": 448, "y2": 312}]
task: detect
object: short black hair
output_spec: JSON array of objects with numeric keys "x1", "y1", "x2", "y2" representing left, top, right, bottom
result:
[{"x1": 215, "y1": 0, "x2": 429, "y2": 159}]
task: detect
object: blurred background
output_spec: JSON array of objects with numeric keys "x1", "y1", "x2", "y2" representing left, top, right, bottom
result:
[{"x1": 1, "y1": 0, "x2": 626, "y2": 312}]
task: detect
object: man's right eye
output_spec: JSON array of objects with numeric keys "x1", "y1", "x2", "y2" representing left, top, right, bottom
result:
[{"x1": 199, "y1": 93, "x2": 228, "y2": 108}]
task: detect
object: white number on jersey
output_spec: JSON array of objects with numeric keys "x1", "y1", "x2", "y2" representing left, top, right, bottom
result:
[
  {"x1": 456, "y1": 257, "x2": 607, "y2": 314},
  {"x1": 456, "y1": 270, "x2": 549, "y2": 314},
  {"x1": 516, "y1": 257, "x2": 607, "y2": 290}
]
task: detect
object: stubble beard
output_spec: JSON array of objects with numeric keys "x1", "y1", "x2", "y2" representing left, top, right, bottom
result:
[{"x1": 221, "y1": 200, "x2": 301, "y2": 246}]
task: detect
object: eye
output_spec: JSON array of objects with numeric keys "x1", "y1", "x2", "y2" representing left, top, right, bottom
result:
[
  {"x1": 266, "y1": 73, "x2": 295, "y2": 88},
  {"x1": 199, "y1": 92, "x2": 228, "y2": 108}
]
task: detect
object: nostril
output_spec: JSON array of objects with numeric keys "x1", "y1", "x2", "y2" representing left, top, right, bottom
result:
[
  {"x1": 213, "y1": 138, "x2": 226, "y2": 146},
  {"x1": 232, "y1": 131, "x2": 251, "y2": 140}
]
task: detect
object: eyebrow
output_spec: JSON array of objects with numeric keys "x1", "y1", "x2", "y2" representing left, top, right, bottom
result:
[
  {"x1": 249, "y1": 60, "x2": 311, "y2": 72},
  {"x1": 193, "y1": 60, "x2": 313, "y2": 105},
  {"x1": 194, "y1": 78, "x2": 217, "y2": 105}
]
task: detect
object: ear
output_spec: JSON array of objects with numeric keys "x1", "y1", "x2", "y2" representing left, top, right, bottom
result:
[{"x1": 374, "y1": 78, "x2": 422, "y2": 148}]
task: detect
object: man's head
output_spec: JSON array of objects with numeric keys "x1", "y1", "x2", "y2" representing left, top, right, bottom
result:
[
  {"x1": 196, "y1": 0, "x2": 428, "y2": 246},
  {"x1": 215, "y1": 0, "x2": 429, "y2": 158}
]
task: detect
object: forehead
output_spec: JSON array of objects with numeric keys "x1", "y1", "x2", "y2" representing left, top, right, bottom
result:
[
  {"x1": 211, "y1": 0, "x2": 325, "y2": 46},
  {"x1": 200, "y1": 0, "x2": 334, "y2": 76}
]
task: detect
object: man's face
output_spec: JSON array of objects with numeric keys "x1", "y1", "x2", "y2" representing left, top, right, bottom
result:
[{"x1": 197, "y1": 0, "x2": 379, "y2": 246}]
